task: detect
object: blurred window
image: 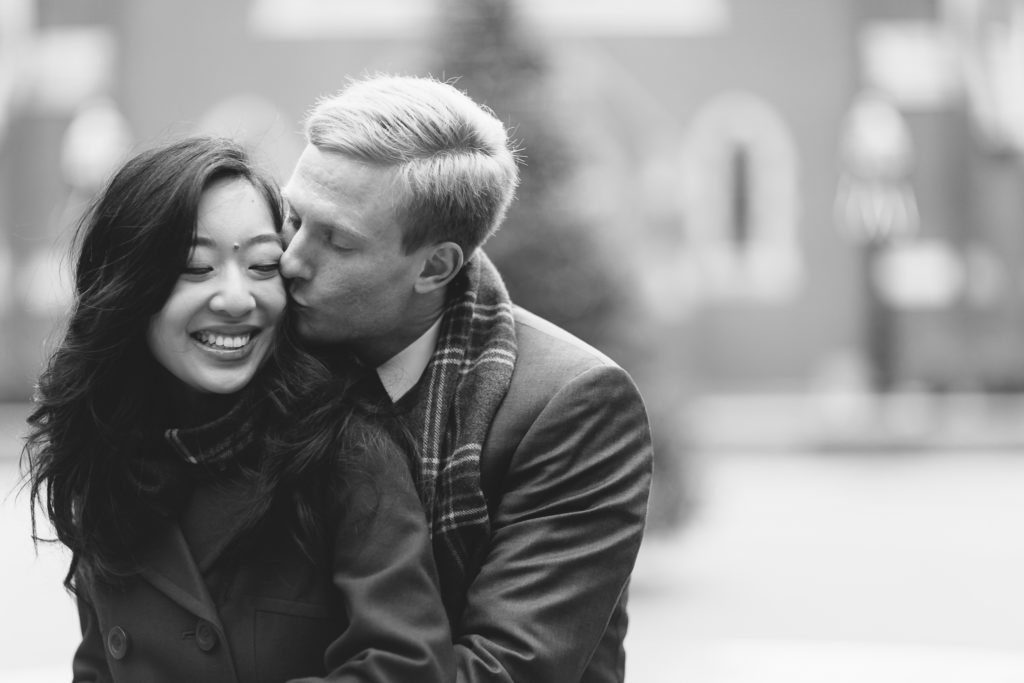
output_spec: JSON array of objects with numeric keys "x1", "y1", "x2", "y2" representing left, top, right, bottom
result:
[
  {"x1": 24, "y1": 26, "x2": 114, "y2": 115},
  {"x1": 248, "y1": 0, "x2": 730, "y2": 38},
  {"x1": 195, "y1": 94, "x2": 302, "y2": 182},
  {"x1": 946, "y1": 0, "x2": 1024, "y2": 154},
  {"x1": 728, "y1": 145, "x2": 751, "y2": 248},
  {"x1": 681, "y1": 90, "x2": 803, "y2": 304},
  {"x1": 0, "y1": 0, "x2": 35, "y2": 142}
]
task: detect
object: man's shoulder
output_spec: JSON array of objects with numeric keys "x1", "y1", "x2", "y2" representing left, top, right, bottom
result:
[
  {"x1": 510, "y1": 305, "x2": 618, "y2": 379},
  {"x1": 503, "y1": 305, "x2": 638, "y2": 413},
  {"x1": 481, "y1": 305, "x2": 644, "y2": 475}
]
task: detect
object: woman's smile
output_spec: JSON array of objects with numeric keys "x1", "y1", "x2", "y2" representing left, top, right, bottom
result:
[{"x1": 190, "y1": 328, "x2": 262, "y2": 358}]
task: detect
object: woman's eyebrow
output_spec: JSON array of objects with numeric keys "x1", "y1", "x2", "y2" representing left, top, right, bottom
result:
[
  {"x1": 247, "y1": 233, "x2": 285, "y2": 248},
  {"x1": 193, "y1": 234, "x2": 284, "y2": 249}
]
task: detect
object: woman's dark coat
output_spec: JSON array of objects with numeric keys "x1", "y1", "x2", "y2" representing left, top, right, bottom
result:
[{"x1": 71, "y1": 412, "x2": 454, "y2": 683}]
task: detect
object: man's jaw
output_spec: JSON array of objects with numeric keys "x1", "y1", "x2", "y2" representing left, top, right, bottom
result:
[{"x1": 286, "y1": 285, "x2": 308, "y2": 308}]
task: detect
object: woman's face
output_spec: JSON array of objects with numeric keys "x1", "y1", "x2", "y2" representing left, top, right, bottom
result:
[{"x1": 147, "y1": 177, "x2": 286, "y2": 394}]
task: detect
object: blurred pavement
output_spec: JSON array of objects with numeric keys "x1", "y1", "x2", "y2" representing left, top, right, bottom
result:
[
  {"x1": 3, "y1": 400, "x2": 1024, "y2": 681},
  {"x1": 625, "y1": 447, "x2": 1024, "y2": 682},
  {"x1": 687, "y1": 391, "x2": 1024, "y2": 453},
  {"x1": 1, "y1": 404, "x2": 78, "y2": 682}
]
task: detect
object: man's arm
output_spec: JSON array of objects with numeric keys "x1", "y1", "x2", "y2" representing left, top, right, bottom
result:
[
  {"x1": 310, "y1": 442, "x2": 455, "y2": 683},
  {"x1": 455, "y1": 363, "x2": 653, "y2": 683}
]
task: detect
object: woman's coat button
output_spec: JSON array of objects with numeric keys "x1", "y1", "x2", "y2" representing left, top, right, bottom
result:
[
  {"x1": 106, "y1": 626, "x2": 130, "y2": 660},
  {"x1": 195, "y1": 619, "x2": 219, "y2": 652}
]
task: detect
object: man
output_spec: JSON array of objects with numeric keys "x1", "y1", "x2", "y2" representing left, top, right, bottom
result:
[{"x1": 280, "y1": 74, "x2": 653, "y2": 683}]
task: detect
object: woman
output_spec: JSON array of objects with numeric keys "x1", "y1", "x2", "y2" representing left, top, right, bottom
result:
[{"x1": 22, "y1": 137, "x2": 453, "y2": 682}]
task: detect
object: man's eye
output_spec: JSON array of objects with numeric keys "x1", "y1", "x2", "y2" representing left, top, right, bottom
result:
[
  {"x1": 326, "y1": 231, "x2": 354, "y2": 252},
  {"x1": 280, "y1": 216, "x2": 298, "y2": 245}
]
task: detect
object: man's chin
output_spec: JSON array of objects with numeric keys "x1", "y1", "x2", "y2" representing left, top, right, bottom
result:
[
  {"x1": 293, "y1": 320, "x2": 346, "y2": 348},
  {"x1": 284, "y1": 309, "x2": 354, "y2": 349},
  {"x1": 286, "y1": 314, "x2": 323, "y2": 343}
]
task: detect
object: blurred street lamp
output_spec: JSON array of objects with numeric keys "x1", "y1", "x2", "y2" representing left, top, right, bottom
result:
[
  {"x1": 834, "y1": 90, "x2": 919, "y2": 391},
  {"x1": 835, "y1": 92, "x2": 919, "y2": 243}
]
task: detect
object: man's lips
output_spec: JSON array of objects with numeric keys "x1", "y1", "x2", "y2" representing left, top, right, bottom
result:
[{"x1": 287, "y1": 290, "x2": 309, "y2": 308}]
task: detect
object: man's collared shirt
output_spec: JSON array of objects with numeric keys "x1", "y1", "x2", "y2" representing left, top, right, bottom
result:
[{"x1": 375, "y1": 318, "x2": 442, "y2": 403}]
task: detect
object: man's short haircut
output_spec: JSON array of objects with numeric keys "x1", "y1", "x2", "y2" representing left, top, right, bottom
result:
[{"x1": 303, "y1": 75, "x2": 521, "y2": 255}]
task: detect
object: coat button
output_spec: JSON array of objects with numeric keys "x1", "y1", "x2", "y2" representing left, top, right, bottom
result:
[
  {"x1": 195, "y1": 619, "x2": 218, "y2": 652},
  {"x1": 106, "y1": 626, "x2": 130, "y2": 660}
]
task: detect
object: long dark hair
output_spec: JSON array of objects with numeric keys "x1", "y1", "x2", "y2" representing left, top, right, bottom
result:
[{"x1": 22, "y1": 136, "x2": 385, "y2": 589}]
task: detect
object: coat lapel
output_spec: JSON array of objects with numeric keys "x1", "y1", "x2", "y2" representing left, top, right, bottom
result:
[{"x1": 139, "y1": 517, "x2": 226, "y2": 631}]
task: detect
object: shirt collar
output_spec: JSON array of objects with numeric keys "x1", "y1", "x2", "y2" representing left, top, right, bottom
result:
[{"x1": 376, "y1": 317, "x2": 442, "y2": 402}]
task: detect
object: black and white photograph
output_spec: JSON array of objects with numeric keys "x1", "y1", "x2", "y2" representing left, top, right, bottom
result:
[{"x1": 2, "y1": 1, "x2": 1023, "y2": 681}]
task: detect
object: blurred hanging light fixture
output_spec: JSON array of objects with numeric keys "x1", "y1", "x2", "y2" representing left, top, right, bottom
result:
[{"x1": 834, "y1": 90, "x2": 919, "y2": 243}]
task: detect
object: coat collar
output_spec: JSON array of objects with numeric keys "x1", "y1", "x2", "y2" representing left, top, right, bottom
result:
[
  {"x1": 163, "y1": 393, "x2": 257, "y2": 470},
  {"x1": 138, "y1": 394, "x2": 258, "y2": 632},
  {"x1": 139, "y1": 517, "x2": 226, "y2": 628}
]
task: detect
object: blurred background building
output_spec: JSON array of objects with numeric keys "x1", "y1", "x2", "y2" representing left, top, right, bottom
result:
[
  {"x1": 4, "y1": 2, "x2": 1024, "y2": 680},
  {"x1": 4, "y1": 0, "x2": 1024, "y2": 518}
]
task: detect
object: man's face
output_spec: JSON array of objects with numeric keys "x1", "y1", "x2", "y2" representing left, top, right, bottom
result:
[{"x1": 280, "y1": 145, "x2": 429, "y2": 362}]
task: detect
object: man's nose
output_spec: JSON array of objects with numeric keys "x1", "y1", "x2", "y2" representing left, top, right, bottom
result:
[
  {"x1": 210, "y1": 268, "x2": 256, "y2": 317},
  {"x1": 280, "y1": 234, "x2": 310, "y2": 280}
]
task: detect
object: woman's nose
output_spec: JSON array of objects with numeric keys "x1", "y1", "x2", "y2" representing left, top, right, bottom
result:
[{"x1": 209, "y1": 269, "x2": 256, "y2": 317}]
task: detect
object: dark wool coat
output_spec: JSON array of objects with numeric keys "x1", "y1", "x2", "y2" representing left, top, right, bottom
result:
[
  {"x1": 404, "y1": 307, "x2": 654, "y2": 683},
  {"x1": 71, "y1": 417, "x2": 454, "y2": 683}
]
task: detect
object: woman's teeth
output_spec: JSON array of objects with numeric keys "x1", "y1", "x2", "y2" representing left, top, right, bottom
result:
[{"x1": 193, "y1": 331, "x2": 253, "y2": 350}]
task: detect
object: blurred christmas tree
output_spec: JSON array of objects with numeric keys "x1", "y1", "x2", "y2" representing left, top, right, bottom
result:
[
  {"x1": 430, "y1": 0, "x2": 691, "y2": 531},
  {"x1": 430, "y1": 0, "x2": 630, "y2": 350}
]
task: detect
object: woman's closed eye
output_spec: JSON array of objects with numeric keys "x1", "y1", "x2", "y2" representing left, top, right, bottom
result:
[
  {"x1": 183, "y1": 264, "x2": 213, "y2": 277},
  {"x1": 250, "y1": 261, "x2": 281, "y2": 276}
]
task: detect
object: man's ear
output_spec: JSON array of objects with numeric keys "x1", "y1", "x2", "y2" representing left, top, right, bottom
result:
[{"x1": 414, "y1": 241, "x2": 464, "y2": 293}]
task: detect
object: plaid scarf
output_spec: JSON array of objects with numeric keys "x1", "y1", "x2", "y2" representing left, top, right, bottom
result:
[
  {"x1": 405, "y1": 251, "x2": 517, "y2": 618},
  {"x1": 164, "y1": 400, "x2": 256, "y2": 471}
]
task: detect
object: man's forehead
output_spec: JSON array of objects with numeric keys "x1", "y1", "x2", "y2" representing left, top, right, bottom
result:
[
  {"x1": 280, "y1": 148, "x2": 408, "y2": 245},
  {"x1": 281, "y1": 177, "x2": 333, "y2": 219},
  {"x1": 281, "y1": 173, "x2": 311, "y2": 205},
  {"x1": 281, "y1": 188, "x2": 378, "y2": 245},
  {"x1": 282, "y1": 148, "x2": 332, "y2": 200}
]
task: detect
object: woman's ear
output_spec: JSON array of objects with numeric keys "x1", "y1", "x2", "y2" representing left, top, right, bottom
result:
[{"x1": 414, "y1": 241, "x2": 464, "y2": 294}]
